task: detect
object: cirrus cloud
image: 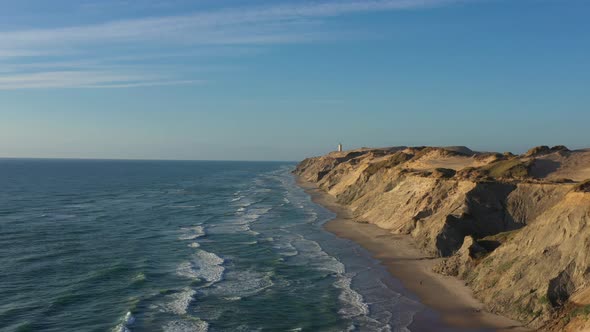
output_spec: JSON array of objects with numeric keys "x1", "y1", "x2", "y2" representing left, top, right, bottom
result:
[{"x1": 0, "y1": 0, "x2": 472, "y2": 89}]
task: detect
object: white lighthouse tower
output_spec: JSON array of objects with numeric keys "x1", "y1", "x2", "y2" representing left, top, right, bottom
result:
[{"x1": 338, "y1": 143, "x2": 343, "y2": 152}]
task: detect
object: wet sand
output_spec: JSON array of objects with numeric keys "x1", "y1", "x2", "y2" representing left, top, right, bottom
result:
[{"x1": 298, "y1": 178, "x2": 531, "y2": 332}]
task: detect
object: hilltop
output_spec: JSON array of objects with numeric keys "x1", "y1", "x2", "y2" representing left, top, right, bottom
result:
[{"x1": 294, "y1": 145, "x2": 590, "y2": 331}]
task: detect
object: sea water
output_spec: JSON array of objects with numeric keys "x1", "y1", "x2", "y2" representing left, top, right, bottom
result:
[{"x1": 0, "y1": 160, "x2": 427, "y2": 331}]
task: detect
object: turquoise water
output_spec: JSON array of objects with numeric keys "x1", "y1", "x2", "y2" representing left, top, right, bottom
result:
[{"x1": 0, "y1": 160, "x2": 429, "y2": 331}]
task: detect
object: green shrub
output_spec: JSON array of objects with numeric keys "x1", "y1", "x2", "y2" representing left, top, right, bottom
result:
[
  {"x1": 364, "y1": 152, "x2": 412, "y2": 177},
  {"x1": 572, "y1": 304, "x2": 590, "y2": 317},
  {"x1": 482, "y1": 159, "x2": 532, "y2": 179}
]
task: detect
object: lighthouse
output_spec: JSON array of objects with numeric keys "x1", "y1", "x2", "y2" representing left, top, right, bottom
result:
[{"x1": 338, "y1": 143, "x2": 343, "y2": 152}]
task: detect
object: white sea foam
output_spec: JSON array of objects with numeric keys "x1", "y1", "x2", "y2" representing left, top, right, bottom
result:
[
  {"x1": 288, "y1": 237, "x2": 371, "y2": 323},
  {"x1": 169, "y1": 205, "x2": 198, "y2": 209},
  {"x1": 239, "y1": 240, "x2": 258, "y2": 245},
  {"x1": 306, "y1": 211, "x2": 319, "y2": 224},
  {"x1": 273, "y1": 241, "x2": 299, "y2": 257},
  {"x1": 123, "y1": 312, "x2": 135, "y2": 326},
  {"x1": 112, "y1": 324, "x2": 130, "y2": 332},
  {"x1": 112, "y1": 311, "x2": 135, "y2": 332},
  {"x1": 132, "y1": 272, "x2": 146, "y2": 283},
  {"x1": 176, "y1": 250, "x2": 225, "y2": 285},
  {"x1": 335, "y1": 275, "x2": 370, "y2": 319},
  {"x1": 247, "y1": 229, "x2": 260, "y2": 236},
  {"x1": 243, "y1": 207, "x2": 272, "y2": 221},
  {"x1": 178, "y1": 226, "x2": 205, "y2": 240},
  {"x1": 161, "y1": 288, "x2": 196, "y2": 315},
  {"x1": 291, "y1": 238, "x2": 345, "y2": 274},
  {"x1": 176, "y1": 262, "x2": 197, "y2": 279},
  {"x1": 163, "y1": 319, "x2": 209, "y2": 332},
  {"x1": 188, "y1": 242, "x2": 200, "y2": 248},
  {"x1": 209, "y1": 205, "x2": 271, "y2": 235},
  {"x1": 223, "y1": 296, "x2": 242, "y2": 301},
  {"x1": 206, "y1": 223, "x2": 244, "y2": 235},
  {"x1": 214, "y1": 219, "x2": 257, "y2": 235},
  {"x1": 241, "y1": 201, "x2": 253, "y2": 207},
  {"x1": 205, "y1": 270, "x2": 273, "y2": 299}
]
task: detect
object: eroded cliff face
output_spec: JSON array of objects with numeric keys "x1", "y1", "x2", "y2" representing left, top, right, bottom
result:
[{"x1": 294, "y1": 146, "x2": 590, "y2": 330}]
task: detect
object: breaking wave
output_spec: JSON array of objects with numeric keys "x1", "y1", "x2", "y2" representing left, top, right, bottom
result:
[
  {"x1": 112, "y1": 311, "x2": 135, "y2": 332},
  {"x1": 163, "y1": 319, "x2": 209, "y2": 332},
  {"x1": 178, "y1": 226, "x2": 205, "y2": 241},
  {"x1": 204, "y1": 270, "x2": 274, "y2": 300},
  {"x1": 161, "y1": 288, "x2": 196, "y2": 315},
  {"x1": 176, "y1": 250, "x2": 225, "y2": 286}
]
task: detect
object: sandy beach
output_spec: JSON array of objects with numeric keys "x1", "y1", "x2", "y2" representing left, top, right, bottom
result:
[{"x1": 298, "y1": 178, "x2": 532, "y2": 332}]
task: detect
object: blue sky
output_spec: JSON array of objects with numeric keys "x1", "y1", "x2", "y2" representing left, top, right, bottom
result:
[{"x1": 0, "y1": 0, "x2": 588, "y2": 161}]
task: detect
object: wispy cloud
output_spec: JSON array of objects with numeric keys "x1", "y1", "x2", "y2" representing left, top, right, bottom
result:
[
  {"x1": 0, "y1": 70, "x2": 203, "y2": 89},
  {"x1": 0, "y1": 70, "x2": 200, "y2": 89},
  {"x1": 0, "y1": 0, "x2": 462, "y2": 47},
  {"x1": 0, "y1": 0, "x2": 468, "y2": 89}
]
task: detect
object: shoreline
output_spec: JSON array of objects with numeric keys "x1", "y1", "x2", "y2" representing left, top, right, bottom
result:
[{"x1": 297, "y1": 178, "x2": 531, "y2": 332}]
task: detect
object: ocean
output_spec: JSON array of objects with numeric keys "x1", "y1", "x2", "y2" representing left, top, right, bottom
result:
[{"x1": 0, "y1": 159, "x2": 427, "y2": 332}]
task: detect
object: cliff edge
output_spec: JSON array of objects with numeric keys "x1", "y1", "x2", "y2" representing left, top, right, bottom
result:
[{"x1": 294, "y1": 145, "x2": 590, "y2": 331}]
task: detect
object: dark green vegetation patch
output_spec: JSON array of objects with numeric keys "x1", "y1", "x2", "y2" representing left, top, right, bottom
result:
[
  {"x1": 480, "y1": 158, "x2": 533, "y2": 179},
  {"x1": 363, "y1": 152, "x2": 413, "y2": 177},
  {"x1": 573, "y1": 179, "x2": 590, "y2": 193}
]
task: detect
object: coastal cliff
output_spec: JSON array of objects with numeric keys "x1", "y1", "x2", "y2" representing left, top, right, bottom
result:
[{"x1": 294, "y1": 145, "x2": 590, "y2": 331}]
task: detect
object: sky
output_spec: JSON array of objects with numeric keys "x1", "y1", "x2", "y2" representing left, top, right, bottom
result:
[{"x1": 0, "y1": 0, "x2": 588, "y2": 161}]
